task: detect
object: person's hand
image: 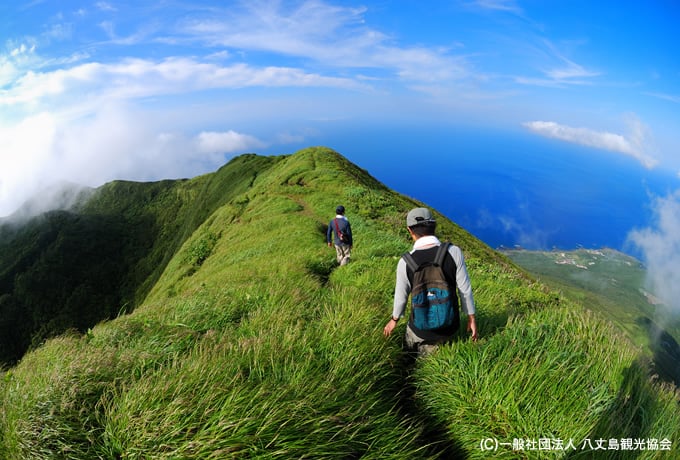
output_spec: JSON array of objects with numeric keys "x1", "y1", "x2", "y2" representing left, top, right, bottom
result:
[
  {"x1": 383, "y1": 318, "x2": 398, "y2": 337},
  {"x1": 467, "y1": 314, "x2": 478, "y2": 341},
  {"x1": 327, "y1": 242, "x2": 332, "y2": 247}
]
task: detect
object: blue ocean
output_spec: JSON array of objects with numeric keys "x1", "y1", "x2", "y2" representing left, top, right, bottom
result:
[{"x1": 325, "y1": 122, "x2": 679, "y2": 257}]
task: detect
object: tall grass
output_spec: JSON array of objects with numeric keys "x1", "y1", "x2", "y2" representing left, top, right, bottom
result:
[{"x1": 1, "y1": 147, "x2": 678, "y2": 458}]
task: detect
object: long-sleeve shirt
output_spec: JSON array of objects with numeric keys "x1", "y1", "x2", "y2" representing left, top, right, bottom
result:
[
  {"x1": 327, "y1": 215, "x2": 352, "y2": 246},
  {"x1": 392, "y1": 235, "x2": 475, "y2": 320}
]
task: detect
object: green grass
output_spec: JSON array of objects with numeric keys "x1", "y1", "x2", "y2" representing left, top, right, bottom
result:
[
  {"x1": 504, "y1": 248, "x2": 680, "y2": 389},
  {"x1": 1, "y1": 147, "x2": 679, "y2": 458},
  {"x1": 0, "y1": 153, "x2": 280, "y2": 365}
]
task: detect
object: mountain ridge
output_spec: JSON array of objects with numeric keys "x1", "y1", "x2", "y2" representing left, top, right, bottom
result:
[
  {"x1": 0, "y1": 153, "x2": 283, "y2": 363},
  {"x1": 1, "y1": 146, "x2": 678, "y2": 458}
]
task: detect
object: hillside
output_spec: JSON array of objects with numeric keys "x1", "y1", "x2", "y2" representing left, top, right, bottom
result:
[
  {"x1": 1, "y1": 147, "x2": 678, "y2": 458},
  {"x1": 503, "y1": 248, "x2": 680, "y2": 387},
  {"x1": 0, "y1": 154, "x2": 282, "y2": 364}
]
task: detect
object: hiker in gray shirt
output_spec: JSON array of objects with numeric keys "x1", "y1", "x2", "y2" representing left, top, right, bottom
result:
[{"x1": 384, "y1": 207, "x2": 477, "y2": 356}]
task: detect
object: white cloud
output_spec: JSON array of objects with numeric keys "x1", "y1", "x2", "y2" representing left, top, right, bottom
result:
[
  {"x1": 523, "y1": 115, "x2": 658, "y2": 169},
  {"x1": 0, "y1": 104, "x2": 267, "y2": 217},
  {"x1": 45, "y1": 22, "x2": 73, "y2": 41},
  {"x1": 196, "y1": 131, "x2": 266, "y2": 155},
  {"x1": 10, "y1": 43, "x2": 35, "y2": 57},
  {"x1": 0, "y1": 112, "x2": 57, "y2": 216},
  {"x1": 629, "y1": 190, "x2": 680, "y2": 313},
  {"x1": 0, "y1": 58, "x2": 20, "y2": 87},
  {"x1": 95, "y1": 2, "x2": 116, "y2": 12}
]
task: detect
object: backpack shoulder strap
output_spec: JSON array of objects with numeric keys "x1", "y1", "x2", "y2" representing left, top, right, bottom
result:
[
  {"x1": 403, "y1": 243, "x2": 450, "y2": 272},
  {"x1": 434, "y1": 242, "x2": 451, "y2": 266},
  {"x1": 401, "y1": 251, "x2": 419, "y2": 272}
]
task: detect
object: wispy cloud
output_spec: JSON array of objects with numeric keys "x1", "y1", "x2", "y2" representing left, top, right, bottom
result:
[
  {"x1": 523, "y1": 115, "x2": 658, "y2": 169},
  {"x1": 178, "y1": 1, "x2": 372, "y2": 58},
  {"x1": 514, "y1": 75, "x2": 595, "y2": 88},
  {"x1": 498, "y1": 214, "x2": 551, "y2": 249},
  {"x1": 472, "y1": 0, "x2": 523, "y2": 14},
  {"x1": 474, "y1": 193, "x2": 552, "y2": 249},
  {"x1": 515, "y1": 40, "x2": 600, "y2": 87},
  {"x1": 174, "y1": 1, "x2": 472, "y2": 87},
  {"x1": 0, "y1": 58, "x2": 367, "y2": 108},
  {"x1": 545, "y1": 59, "x2": 600, "y2": 81},
  {"x1": 644, "y1": 91, "x2": 680, "y2": 104}
]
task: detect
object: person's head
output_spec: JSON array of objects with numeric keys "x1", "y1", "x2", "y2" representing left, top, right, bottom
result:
[
  {"x1": 336, "y1": 205, "x2": 345, "y2": 215},
  {"x1": 406, "y1": 207, "x2": 436, "y2": 239}
]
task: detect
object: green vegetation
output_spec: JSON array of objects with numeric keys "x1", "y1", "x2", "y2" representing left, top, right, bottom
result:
[
  {"x1": 0, "y1": 154, "x2": 279, "y2": 364},
  {"x1": 503, "y1": 248, "x2": 680, "y2": 387},
  {"x1": 501, "y1": 249, "x2": 654, "y2": 328},
  {"x1": 1, "y1": 147, "x2": 678, "y2": 458}
]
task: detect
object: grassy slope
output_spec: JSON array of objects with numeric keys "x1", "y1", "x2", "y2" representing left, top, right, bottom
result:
[
  {"x1": 1, "y1": 147, "x2": 678, "y2": 459},
  {"x1": 0, "y1": 153, "x2": 280, "y2": 364},
  {"x1": 503, "y1": 248, "x2": 680, "y2": 388},
  {"x1": 500, "y1": 249, "x2": 655, "y2": 340}
]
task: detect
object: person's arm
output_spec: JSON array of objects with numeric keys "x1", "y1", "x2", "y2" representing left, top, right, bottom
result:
[
  {"x1": 327, "y1": 221, "x2": 333, "y2": 246},
  {"x1": 384, "y1": 258, "x2": 409, "y2": 337},
  {"x1": 449, "y1": 246, "x2": 478, "y2": 340}
]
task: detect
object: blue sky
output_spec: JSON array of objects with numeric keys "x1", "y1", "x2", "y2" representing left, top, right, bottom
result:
[{"x1": 1, "y1": 0, "x2": 679, "y2": 218}]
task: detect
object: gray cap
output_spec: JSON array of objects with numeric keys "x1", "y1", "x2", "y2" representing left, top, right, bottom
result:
[{"x1": 406, "y1": 207, "x2": 435, "y2": 227}]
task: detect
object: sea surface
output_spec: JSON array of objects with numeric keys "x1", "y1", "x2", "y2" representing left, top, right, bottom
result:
[{"x1": 325, "y1": 122, "x2": 679, "y2": 257}]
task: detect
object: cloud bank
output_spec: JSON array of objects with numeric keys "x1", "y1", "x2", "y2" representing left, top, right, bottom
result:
[
  {"x1": 0, "y1": 105, "x2": 267, "y2": 217},
  {"x1": 628, "y1": 190, "x2": 680, "y2": 313},
  {"x1": 523, "y1": 115, "x2": 658, "y2": 169}
]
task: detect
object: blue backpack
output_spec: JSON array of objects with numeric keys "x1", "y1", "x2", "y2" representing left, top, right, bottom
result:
[{"x1": 402, "y1": 243, "x2": 456, "y2": 331}]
